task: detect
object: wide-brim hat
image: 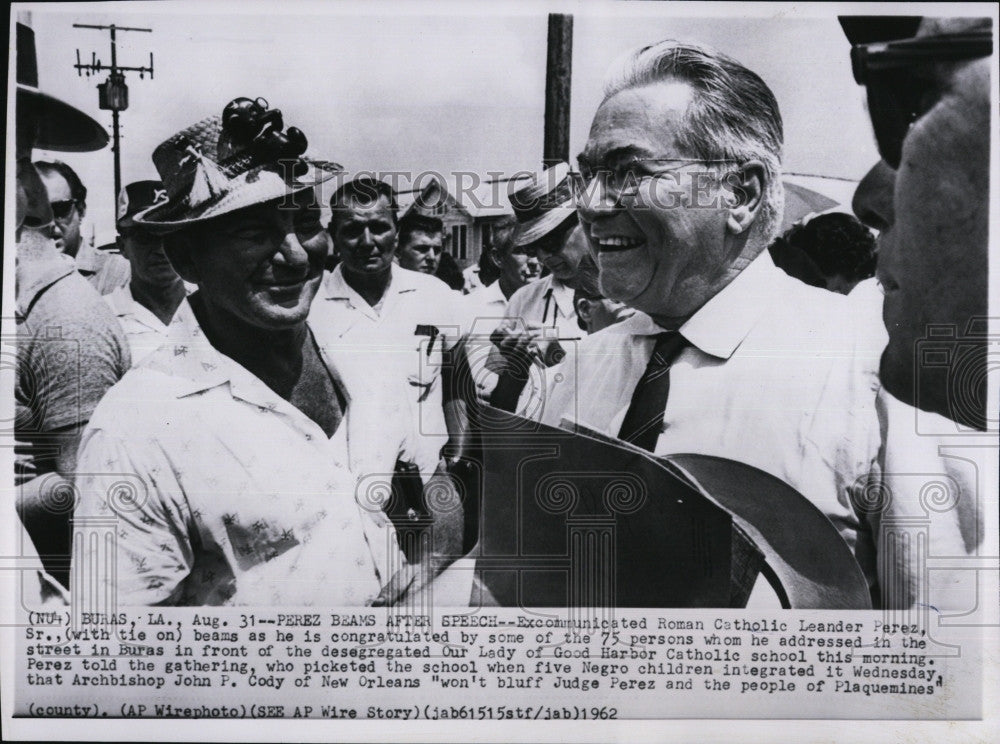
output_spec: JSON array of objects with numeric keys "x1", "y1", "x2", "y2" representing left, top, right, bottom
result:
[
  {"x1": 509, "y1": 162, "x2": 577, "y2": 247},
  {"x1": 134, "y1": 106, "x2": 342, "y2": 232},
  {"x1": 16, "y1": 23, "x2": 109, "y2": 152}
]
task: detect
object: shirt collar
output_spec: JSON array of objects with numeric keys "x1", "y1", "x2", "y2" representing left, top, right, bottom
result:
[
  {"x1": 74, "y1": 240, "x2": 102, "y2": 274},
  {"x1": 107, "y1": 285, "x2": 172, "y2": 333},
  {"x1": 104, "y1": 285, "x2": 133, "y2": 317},
  {"x1": 627, "y1": 252, "x2": 782, "y2": 360},
  {"x1": 545, "y1": 275, "x2": 575, "y2": 317},
  {"x1": 143, "y1": 300, "x2": 353, "y2": 445},
  {"x1": 323, "y1": 264, "x2": 420, "y2": 300},
  {"x1": 479, "y1": 280, "x2": 507, "y2": 306}
]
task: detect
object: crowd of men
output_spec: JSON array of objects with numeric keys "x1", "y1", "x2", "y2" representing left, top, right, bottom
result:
[{"x1": 13, "y1": 16, "x2": 992, "y2": 609}]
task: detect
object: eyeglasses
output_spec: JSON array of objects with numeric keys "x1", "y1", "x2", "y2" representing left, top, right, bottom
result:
[
  {"x1": 851, "y1": 31, "x2": 993, "y2": 168},
  {"x1": 49, "y1": 199, "x2": 79, "y2": 221},
  {"x1": 573, "y1": 157, "x2": 740, "y2": 205}
]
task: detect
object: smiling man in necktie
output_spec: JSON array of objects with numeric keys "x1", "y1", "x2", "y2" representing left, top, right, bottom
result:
[{"x1": 534, "y1": 39, "x2": 892, "y2": 606}]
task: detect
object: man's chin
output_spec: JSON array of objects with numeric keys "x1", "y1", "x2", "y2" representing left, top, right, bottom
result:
[
  {"x1": 254, "y1": 305, "x2": 311, "y2": 330},
  {"x1": 596, "y1": 257, "x2": 649, "y2": 305}
]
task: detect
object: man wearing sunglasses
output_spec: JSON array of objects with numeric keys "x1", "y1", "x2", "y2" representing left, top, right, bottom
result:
[
  {"x1": 848, "y1": 16, "x2": 992, "y2": 430},
  {"x1": 34, "y1": 159, "x2": 130, "y2": 296},
  {"x1": 845, "y1": 16, "x2": 993, "y2": 610}
]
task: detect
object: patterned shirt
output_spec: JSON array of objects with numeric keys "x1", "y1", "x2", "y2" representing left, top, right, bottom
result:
[{"x1": 72, "y1": 300, "x2": 412, "y2": 606}]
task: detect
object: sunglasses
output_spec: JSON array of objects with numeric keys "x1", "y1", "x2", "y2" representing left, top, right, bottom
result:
[
  {"x1": 49, "y1": 199, "x2": 80, "y2": 221},
  {"x1": 851, "y1": 31, "x2": 993, "y2": 169}
]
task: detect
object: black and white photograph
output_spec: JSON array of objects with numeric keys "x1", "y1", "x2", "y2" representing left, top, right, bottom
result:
[{"x1": 2, "y1": 1, "x2": 998, "y2": 741}]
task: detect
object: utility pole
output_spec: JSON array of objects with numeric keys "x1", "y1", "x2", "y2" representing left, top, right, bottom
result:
[
  {"x1": 73, "y1": 23, "x2": 154, "y2": 215},
  {"x1": 543, "y1": 13, "x2": 573, "y2": 168}
]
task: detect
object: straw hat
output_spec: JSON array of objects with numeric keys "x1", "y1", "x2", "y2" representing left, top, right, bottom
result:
[
  {"x1": 134, "y1": 97, "x2": 342, "y2": 231},
  {"x1": 16, "y1": 22, "x2": 109, "y2": 152},
  {"x1": 509, "y1": 162, "x2": 577, "y2": 247}
]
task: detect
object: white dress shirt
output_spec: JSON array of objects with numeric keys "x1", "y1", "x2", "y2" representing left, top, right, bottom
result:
[
  {"x1": 310, "y1": 265, "x2": 465, "y2": 473},
  {"x1": 869, "y1": 388, "x2": 989, "y2": 611},
  {"x1": 535, "y1": 252, "x2": 890, "y2": 590},
  {"x1": 462, "y1": 279, "x2": 509, "y2": 336},
  {"x1": 504, "y1": 273, "x2": 580, "y2": 340},
  {"x1": 460, "y1": 280, "x2": 511, "y2": 399}
]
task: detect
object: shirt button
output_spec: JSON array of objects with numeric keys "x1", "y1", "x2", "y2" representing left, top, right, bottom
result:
[{"x1": 305, "y1": 433, "x2": 313, "y2": 441}]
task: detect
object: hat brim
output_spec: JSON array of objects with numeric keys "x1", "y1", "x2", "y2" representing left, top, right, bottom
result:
[
  {"x1": 513, "y1": 200, "x2": 577, "y2": 247},
  {"x1": 133, "y1": 162, "x2": 341, "y2": 234},
  {"x1": 18, "y1": 85, "x2": 109, "y2": 153},
  {"x1": 116, "y1": 214, "x2": 141, "y2": 231}
]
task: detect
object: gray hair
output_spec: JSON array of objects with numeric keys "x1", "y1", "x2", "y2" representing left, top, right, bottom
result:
[{"x1": 603, "y1": 40, "x2": 784, "y2": 244}]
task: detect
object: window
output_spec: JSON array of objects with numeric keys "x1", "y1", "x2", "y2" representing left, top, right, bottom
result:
[{"x1": 451, "y1": 224, "x2": 468, "y2": 261}]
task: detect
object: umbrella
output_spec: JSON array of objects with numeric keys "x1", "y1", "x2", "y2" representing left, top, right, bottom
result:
[{"x1": 780, "y1": 174, "x2": 859, "y2": 233}]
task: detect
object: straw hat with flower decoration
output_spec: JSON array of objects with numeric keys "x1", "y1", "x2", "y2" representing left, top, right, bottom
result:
[{"x1": 134, "y1": 96, "x2": 342, "y2": 232}]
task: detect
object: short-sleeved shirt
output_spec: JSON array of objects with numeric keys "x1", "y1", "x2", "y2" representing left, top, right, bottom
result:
[
  {"x1": 310, "y1": 265, "x2": 466, "y2": 476},
  {"x1": 103, "y1": 285, "x2": 173, "y2": 366},
  {"x1": 15, "y1": 232, "x2": 131, "y2": 482},
  {"x1": 71, "y1": 300, "x2": 414, "y2": 606},
  {"x1": 503, "y1": 273, "x2": 579, "y2": 340},
  {"x1": 460, "y1": 280, "x2": 510, "y2": 398},
  {"x1": 75, "y1": 241, "x2": 131, "y2": 296}
]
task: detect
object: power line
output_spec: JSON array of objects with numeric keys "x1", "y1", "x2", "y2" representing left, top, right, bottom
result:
[{"x1": 73, "y1": 23, "x2": 155, "y2": 222}]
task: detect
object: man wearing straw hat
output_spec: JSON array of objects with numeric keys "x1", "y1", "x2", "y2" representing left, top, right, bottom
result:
[
  {"x1": 14, "y1": 19, "x2": 130, "y2": 594},
  {"x1": 485, "y1": 164, "x2": 589, "y2": 407},
  {"x1": 72, "y1": 97, "x2": 461, "y2": 606},
  {"x1": 501, "y1": 163, "x2": 588, "y2": 343}
]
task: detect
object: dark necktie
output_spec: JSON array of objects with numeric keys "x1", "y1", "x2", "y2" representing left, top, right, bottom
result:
[{"x1": 617, "y1": 331, "x2": 688, "y2": 452}]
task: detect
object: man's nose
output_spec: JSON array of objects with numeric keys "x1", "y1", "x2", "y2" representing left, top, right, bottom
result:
[
  {"x1": 575, "y1": 174, "x2": 620, "y2": 223},
  {"x1": 273, "y1": 226, "x2": 310, "y2": 270},
  {"x1": 853, "y1": 160, "x2": 895, "y2": 234}
]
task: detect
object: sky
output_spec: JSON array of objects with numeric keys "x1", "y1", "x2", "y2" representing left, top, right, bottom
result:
[{"x1": 17, "y1": 0, "x2": 883, "y2": 242}]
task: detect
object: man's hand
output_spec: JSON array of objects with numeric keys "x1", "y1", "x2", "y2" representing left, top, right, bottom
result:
[
  {"x1": 369, "y1": 560, "x2": 434, "y2": 607},
  {"x1": 371, "y1": 465, "x2": 465, "y2": 606},
  {"x1": 490, "y1": 323, "x2": 544, "y2": 378}
]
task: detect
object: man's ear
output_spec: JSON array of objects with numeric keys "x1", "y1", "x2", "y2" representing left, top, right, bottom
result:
[
  {"x1": 575, "y1": 297, "x2": 594, "y2": 326},
  {"x1": 724, "y1": 161, "x2": 766, "y2": 235},
  {"x1": 162, "y1": 231, "x2": 200, "y2": 285}
]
